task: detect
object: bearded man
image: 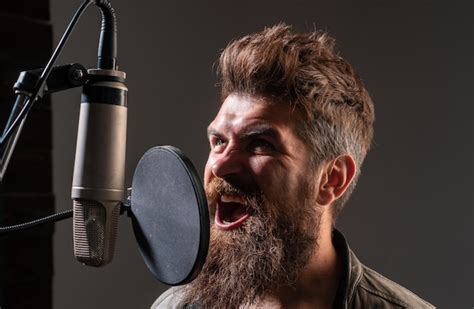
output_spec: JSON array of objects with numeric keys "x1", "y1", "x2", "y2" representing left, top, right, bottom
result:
[{"x1": 152, "y1": 24, "x2": 434, "y2": 309}]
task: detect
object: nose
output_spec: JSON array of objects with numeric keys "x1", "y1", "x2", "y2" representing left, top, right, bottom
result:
[{"x1": 211, "y1": 148, "x2": 243, "y2": 179}]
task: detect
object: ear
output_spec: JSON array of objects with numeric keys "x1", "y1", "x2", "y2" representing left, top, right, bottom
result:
[{"x1": 316, "y1": 154, "x2": 357, "y2": 207}]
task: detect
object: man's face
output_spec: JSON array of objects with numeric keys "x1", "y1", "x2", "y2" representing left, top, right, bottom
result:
[
  {"x1": 204, "y1": 94, "x2": 315, "y2": 228},
  {"x1": 184, "y1": 94, "x2": 322, "y2": 308}
]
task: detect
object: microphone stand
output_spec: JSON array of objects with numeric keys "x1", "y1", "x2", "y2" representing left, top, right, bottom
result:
[
  {"x1": 0, "y1": 0, "x2": 208, "y2": 285},
  {"x1": 0, "y1": 0, "x2": 123, "y2": 234}
]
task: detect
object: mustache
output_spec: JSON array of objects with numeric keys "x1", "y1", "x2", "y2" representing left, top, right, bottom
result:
[{"x1": 205, "y1": 178, "x2": 263, "y2": 210}]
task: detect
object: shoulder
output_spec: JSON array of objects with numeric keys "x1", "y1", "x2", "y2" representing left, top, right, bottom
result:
[
  {"x1": 354, "y1": 264, "x2": 435, "y2": 308},
  {"x1": 151, "y1": 286, "x2": 188, "y2": 309}
]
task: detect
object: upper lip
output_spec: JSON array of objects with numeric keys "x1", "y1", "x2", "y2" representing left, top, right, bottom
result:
[{"x1": 221, "y1": 194, "x2": 247, "y2": 205}]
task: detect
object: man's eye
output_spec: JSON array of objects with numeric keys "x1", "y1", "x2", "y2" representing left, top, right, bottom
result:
[
  {"x1": 210, "y1": 137, "x2": 226, "y2": 151},
  {"x1": 249, "y1": 139, "x2": 275, "y2": 153}
]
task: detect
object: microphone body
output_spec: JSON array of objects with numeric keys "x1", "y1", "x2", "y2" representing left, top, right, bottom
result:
[{"x1": 72, "y1": 69, "x2": 127, "y2": 267}]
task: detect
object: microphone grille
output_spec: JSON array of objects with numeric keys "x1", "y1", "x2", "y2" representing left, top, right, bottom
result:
[{"x1": 73, "y1": 200, "x2": 120, "y2": 267}]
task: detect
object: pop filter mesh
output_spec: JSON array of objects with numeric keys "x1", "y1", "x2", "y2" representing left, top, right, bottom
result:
[{"x1": 131, "y1": 146, "x2": 209, "y2": 285}]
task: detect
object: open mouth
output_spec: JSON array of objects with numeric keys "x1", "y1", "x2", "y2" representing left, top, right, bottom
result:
[{"x1": 215, "y1": 194, "x2": 252, "y2": 230}]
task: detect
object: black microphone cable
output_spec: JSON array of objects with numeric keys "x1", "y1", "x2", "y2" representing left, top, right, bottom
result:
[
  {"x1": 0, "y1": 199, "x2": 131, "y2": 236},
  {"x1": 0, "y1": 210, "x2": 73, "y2": 235}
]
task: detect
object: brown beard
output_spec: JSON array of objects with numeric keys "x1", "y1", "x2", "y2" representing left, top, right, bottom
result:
[{"x1": 183, "y1": 178, "x2": 322, "y2": 309}]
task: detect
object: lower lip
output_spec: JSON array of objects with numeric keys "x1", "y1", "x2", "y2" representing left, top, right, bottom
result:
[{"x1": 214, "y1": 204, "x2": 251, "y2": 231}]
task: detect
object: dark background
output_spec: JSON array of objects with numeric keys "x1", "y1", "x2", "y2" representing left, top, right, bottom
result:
[{"x1": 45, "y1": 0, "x2": 472, "y2": 308}]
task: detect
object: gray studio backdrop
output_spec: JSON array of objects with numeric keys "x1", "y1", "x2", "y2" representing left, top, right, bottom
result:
[{"x1": 49, "y1": 1, "x2": 472, "y2": 308}]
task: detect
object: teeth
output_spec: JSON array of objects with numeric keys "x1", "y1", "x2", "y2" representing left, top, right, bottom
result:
[{"x1": 221, "y1": 194, "x2": 246, "y2": 204}]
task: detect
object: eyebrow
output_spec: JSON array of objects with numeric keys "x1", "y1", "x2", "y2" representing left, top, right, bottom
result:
[
  {"x1": 240, "y1": 126, "x2": 279, "y2": 140},
  {"x1": 207, "y1": 125, "x2": 279, "y2": 141},
  {"x1": 207, "y1": 127, "x2": 221, "y2": 137}
]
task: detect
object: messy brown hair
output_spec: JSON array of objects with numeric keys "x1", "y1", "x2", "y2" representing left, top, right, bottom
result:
[{"x1": 217, "y1": 23, "x2": 375, "y2": 219}]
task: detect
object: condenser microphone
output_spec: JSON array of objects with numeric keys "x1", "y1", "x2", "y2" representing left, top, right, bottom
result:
[
  {"x1": 70, "y1": 0, "x2": 125, "y2": 267},
  {"x1": 71, "y1": 69, "x2": 127, "y2": 267}
]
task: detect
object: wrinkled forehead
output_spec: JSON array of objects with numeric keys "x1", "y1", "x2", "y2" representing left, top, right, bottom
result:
[{"x1": 208, "y1": 94, "x2": 302, "y2": 137}]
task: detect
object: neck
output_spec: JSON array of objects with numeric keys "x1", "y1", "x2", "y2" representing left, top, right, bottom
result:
[{"x1": 255, "y1": 211, "x2": 342, "y2": 309}]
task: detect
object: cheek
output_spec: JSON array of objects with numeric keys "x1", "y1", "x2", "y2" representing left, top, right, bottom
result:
[
  {"x1": 249, "y1": 157, "x2": 288, "y2": 190},
  {"x1": 249, "y1": 156, "x2": 308, "y2": 201},
  {"x1": 248, "y1": 156, "x2": 272, "y2": 176}
]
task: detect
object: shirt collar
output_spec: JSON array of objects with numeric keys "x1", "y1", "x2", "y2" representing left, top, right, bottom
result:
[{"x1": 332, "y1": 229, "x2": 363, "y2": 309}]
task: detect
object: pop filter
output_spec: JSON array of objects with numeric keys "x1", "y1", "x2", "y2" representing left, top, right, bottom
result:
[{"x1": 130, "y1": 146, "x2": 209, "y2": 285}]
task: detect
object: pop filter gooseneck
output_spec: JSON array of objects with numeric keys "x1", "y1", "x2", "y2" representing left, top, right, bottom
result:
[{"x1": 131, "y1": 146, "x2": 209, "y2": 285}]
